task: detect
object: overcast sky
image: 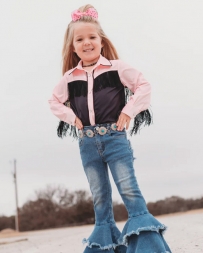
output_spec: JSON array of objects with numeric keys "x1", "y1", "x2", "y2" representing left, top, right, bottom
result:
[{"x1": 0, "y1": 0, "x2": 203, "y2": 216}]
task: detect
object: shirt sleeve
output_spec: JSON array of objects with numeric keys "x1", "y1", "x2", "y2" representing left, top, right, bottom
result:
[
  {"x1": 117, "y1": 60, "x2": 151, "y2": 119},
  {"x1": 48, "y1": 74, "x2": 76, "y2": 126}
]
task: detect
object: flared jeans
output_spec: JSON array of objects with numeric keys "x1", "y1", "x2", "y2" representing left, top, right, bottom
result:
[{"x1": 79, "y1": 123, "x2": 171, "y2": 253}]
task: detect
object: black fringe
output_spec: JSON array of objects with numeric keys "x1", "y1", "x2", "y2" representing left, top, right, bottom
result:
[
  {"x1": 57, "y1": 121, "x2": 78, "y2": 139},
  {"x1": 130, "y1": 109, "x2": 152, "y2": 135},
  {"x1": 124, "y1": 87, "x2": 153, "y2": 135},
  {"x1": 93, "y1": 71, "x2": 123, "y2": 92},
  {"x1": 124, "y1": 87, "x2": 133, "y2": 104},
  {"x1": 57, "y1": 100, "x2": 78, "y2": 139},
  {"x1": 68, "y1": 80, "x2": 88, "y2": 99}
]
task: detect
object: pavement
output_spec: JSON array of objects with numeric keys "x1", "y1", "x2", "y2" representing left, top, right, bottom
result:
[{"x1": 0, "y1": 209, "x2": 203, "y2": 253}]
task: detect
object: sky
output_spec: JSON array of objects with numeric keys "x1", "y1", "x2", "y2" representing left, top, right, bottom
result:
[{"x1": 0, "y1": 0, "x2": 203, "y2": 216}]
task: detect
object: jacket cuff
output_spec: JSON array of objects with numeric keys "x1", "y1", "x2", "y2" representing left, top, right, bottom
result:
[
  {"x1": 121, "y1": 101, "x2": 137, "y2": 119},
  {"x1": 64, "y1": 111, "x2": 76, "y2": 126}
]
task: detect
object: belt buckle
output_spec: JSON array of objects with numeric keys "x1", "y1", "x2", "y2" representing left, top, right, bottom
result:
[
  {"x1": 86, "y1": 129, "x2": 94, "y2": 137},
  {"x1": 98, "y1": 126, "x2": 107, "y2": 135},
  {"x1": 111, "y1": 123, "x2": 117, "y2": 131}
]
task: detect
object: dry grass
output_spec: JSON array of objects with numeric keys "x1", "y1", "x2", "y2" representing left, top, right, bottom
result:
[{"x1": 1, "y1": 208, "x2": 203, "y2": 239}]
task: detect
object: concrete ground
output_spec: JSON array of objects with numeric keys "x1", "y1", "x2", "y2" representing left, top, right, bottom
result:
[{"x1": 0, "y1": 209, "x2": 203, "y2": 253}]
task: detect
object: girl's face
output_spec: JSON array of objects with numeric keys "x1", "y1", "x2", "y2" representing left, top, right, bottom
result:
[{"x1": 73, "y1": 22, "x2": 103, "y2": 65}]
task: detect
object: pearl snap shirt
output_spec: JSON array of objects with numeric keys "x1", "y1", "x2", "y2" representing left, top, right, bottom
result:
[{"x1": 48, "y1": 55, "x2": 151, "y2": 126}]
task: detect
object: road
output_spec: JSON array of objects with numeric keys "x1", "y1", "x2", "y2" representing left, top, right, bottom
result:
[{"x1": 0, "y1": 209, "x2": 203, "y2": 253}]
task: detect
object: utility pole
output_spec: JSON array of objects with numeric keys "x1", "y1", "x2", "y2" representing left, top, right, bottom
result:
[{"x1": 13, "y1": 159, "x2": 19, "y2": 232}]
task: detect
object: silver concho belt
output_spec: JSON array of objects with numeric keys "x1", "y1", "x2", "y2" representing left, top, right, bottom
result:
[{"x1": 79, "y1": 123, "x2": 117, "y2": 138}]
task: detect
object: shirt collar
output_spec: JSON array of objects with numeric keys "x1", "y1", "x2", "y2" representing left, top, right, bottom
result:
[{"x1": 69, "y1": 55, "x2": 112, "y2": 74}]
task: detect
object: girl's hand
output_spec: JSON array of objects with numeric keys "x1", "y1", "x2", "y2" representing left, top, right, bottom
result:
[
  {"x1": 75, "y1": 117, "x2": 83, "y2": 130},
  {"x1": 116, "y1": 112, "x2": 131, "y2": 131}
]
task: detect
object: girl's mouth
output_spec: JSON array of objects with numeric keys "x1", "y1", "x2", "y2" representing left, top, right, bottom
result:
[{"x1": 83, "y1": 48, "x2": 94, "y2": 52}]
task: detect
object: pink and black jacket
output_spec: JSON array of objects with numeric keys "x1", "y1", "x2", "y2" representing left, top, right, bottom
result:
[{"x1": 49, "y1": 55, "x2": 152, "y2": 138}]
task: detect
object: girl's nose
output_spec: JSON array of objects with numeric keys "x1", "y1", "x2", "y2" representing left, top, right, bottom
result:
[{"x1": 84, "y1": 39, "x2": 90, "y2": 45}]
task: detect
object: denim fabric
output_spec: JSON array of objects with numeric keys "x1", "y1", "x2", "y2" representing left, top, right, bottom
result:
[
  {"x1": 126, "y1": 232, "x2": 171, "y2": 253},
  {"x1": 79, "y1": 123, "x2": 171, "y2": 253}
]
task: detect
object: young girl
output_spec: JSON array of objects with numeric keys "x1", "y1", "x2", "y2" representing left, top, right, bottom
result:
[{"x1": 49, "y1": 4, "x2": 171, "y2": 253}]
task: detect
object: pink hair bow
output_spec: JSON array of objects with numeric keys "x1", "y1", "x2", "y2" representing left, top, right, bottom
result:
[{"x1": 71, "y1": 8, "x2": 98, "y2": 22}]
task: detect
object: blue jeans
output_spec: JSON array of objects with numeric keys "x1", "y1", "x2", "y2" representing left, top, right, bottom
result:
[{"x1": 79, "y1": 123, "x2": 171, "y2": 253}]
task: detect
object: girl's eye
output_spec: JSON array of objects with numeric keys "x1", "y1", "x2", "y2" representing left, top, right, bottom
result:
[
  {"x1": 77, "y1": 39, "x2": 82, "y2": 42},
  {"x1": 90, "y1": 36, "x2": 96, "y2": 39}
]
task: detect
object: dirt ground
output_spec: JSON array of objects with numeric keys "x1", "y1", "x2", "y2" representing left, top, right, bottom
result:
[{"x1": 0, "y1": 209, "x2": 203, "y2": 252}]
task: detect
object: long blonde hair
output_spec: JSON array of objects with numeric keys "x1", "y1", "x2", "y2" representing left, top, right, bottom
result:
[{"x1": 62, "y1": 4, "x2": 119, "y2": 75}]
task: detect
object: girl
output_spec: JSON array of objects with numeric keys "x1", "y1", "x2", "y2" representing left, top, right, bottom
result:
[{"x1": 49, "y1": 4, "x2": 171, "y2": 253}]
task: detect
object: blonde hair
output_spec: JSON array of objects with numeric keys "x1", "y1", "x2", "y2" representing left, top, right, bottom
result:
[{"x1": 62, "y1": 4, "x2": 119, "y2": 75}]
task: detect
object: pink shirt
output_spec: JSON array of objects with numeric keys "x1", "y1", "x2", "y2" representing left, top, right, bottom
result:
[{"x1": 48, "y1": 55, "x2": 151, "y2": 126}]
